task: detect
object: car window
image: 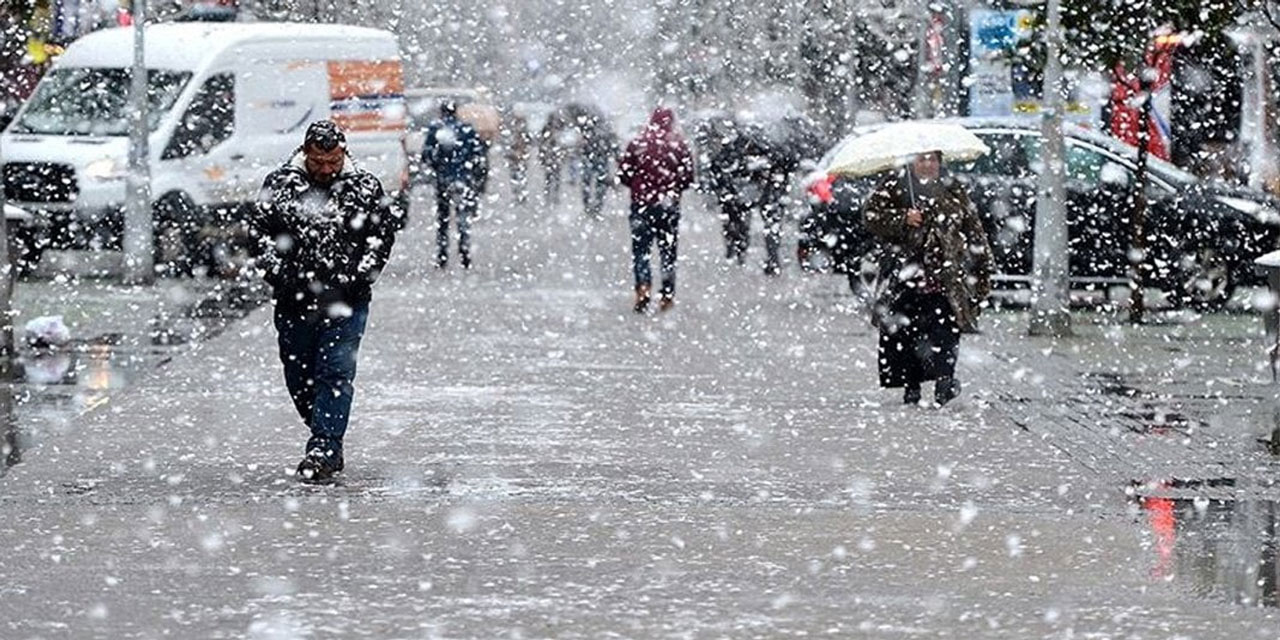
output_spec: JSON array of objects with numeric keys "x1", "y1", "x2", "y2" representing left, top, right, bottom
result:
[
  {"x1": 13, "y1": 68, "x2": 190, "y2": 136},
  {"x1": 956, "y1": 133, "x2": 1033, "y2": 178},
  {"x1": 162, "y1": 73, "x2": 235, "y2": 160},
  {"x1": 1064, "y1": 143, "x2": 1113, "y2": 185},
  {"x1": 1068, "y1": 141, "x2": 1177, "y2": 195}
]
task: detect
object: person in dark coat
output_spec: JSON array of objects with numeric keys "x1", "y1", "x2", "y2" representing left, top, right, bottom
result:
[
  {"x1": 617, "y1": 107, "x2": 695, "y2": 312},
  {"x1": 706, "y1": 121, "x2": 754, "y2": 265},
  {"x1": 540, "y1": 111, "x2": 569, "y2": 205},
  {"x1": 423, "y1": 101, "x2": 484, "y2": 269},
  {"x1": 578, "y1": 118, "x2": 618, "y2": 219},
  {"x1": 707, "y1": 122, "x2": 790, "y2": 274},
  {"x1": 252, "y1": 121, "x2": 405, "y2": 482},
  {"x1": 505, "y1": 114, "x2": 533, "y2": 204},
  {"x1": 863, "y1": 151, "x2": 992, "y2": 406}
]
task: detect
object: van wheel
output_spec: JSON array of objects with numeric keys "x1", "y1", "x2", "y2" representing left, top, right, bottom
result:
[{"x1": 153, "y1": 193, "x2": 203, "y2": 277}]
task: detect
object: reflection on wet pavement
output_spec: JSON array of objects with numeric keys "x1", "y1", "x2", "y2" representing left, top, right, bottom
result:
[
  {"x1": 1142, "y1": 493, "x2": 1279, "y2": 607},
  {"x1": 0, "y1": 344, "x2": 142, "y2": 478},
  {"x1": 0, "y1": 282, "x2": 267, "y2": 479}
]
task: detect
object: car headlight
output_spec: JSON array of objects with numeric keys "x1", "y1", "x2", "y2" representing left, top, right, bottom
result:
[{"x1": 83, "y1": 157, "x2": 126, "y2": 181}]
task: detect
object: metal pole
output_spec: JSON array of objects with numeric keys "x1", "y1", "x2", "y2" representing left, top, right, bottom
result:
[
  {"x1": 0, "y1": 195, "x2": 14, "y2": 380},
  {"x1": 1128, "y1": 2, "x2": 1153, "y2": 324},
  {"x1": 1028, "y1": 0, "x2": 1072, "y2": 337},
  {"x1": 1129, "y1": 69, "x2": 1153, "y2": 323},
  {"x1": 123, "y1": 0, "x2": 153, "y2": 284}
]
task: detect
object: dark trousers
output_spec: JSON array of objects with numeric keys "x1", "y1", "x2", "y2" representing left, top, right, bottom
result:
[
  {"x1": 544, "y1": 163, "x2": 562, "y2": 204},
  {"x1": 878, "y1": 289, "x2": 959, "y2": 388},
  {"x1": 630, "y1": 202, "x2": 680, "y2": 298},
  {"x1": 720, "y1": 202, "x2": 749, "y2": 264},
  {"x1": 436, "y1": 181, "x2": 476, "y2": 266},
  {"x1": 510, "y1": 162, "x2": 528, "y2": 203},
  {"x1": 760, "y1": 200, "x2": 784, "y2": 273},
  {"x1": 274, "y1": 302, "x2": 369, "y2": 458},
  {"x1": 582, "y1": 172, "x2": 608, "y2": 218}
]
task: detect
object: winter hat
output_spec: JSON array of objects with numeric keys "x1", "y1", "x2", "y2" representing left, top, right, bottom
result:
[{"x1": 305, "y1": 120, "x2": 347, "y2": 151}]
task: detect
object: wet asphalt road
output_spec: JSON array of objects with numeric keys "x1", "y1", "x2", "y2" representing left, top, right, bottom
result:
[{"x1": 0, "y1": 187, "x2": 1277, "y2": 638}]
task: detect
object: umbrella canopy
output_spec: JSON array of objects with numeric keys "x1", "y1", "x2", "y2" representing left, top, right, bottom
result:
[{"x1": 825, "y1": 121, "x2": 990, "y2": 177}]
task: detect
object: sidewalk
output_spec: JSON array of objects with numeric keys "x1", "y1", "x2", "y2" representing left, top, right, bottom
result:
[{"x1": 0, "y1": 191, "x2": 1276, "y2": 638}]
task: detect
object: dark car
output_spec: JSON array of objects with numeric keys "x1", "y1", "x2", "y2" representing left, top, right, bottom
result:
[{"x1": 800, "y1": 117, "x2": 1280, "y2": 307}]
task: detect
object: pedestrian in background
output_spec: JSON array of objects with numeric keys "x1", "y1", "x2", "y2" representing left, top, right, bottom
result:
[
  {"x1": 540, "y1": 111, "x2": 568, "y2": 205},
  {"x1": 617, "y1": 107, "x2": 695, "y2": 313},
  {"x1": 707, "y1": 119, "x2": 792, "y2": 275},
  {"x1": 578, "y1": 116, "x2": 618, "y2": 219},
  {"x1": 505, "y1": 114, "x2": 532, "y2": 204},
  {"x1": 706, "y1": 119, "x2": 755, "y2": 266},
  {"x1": 864, "y1": 151, "x2": 991, "y2": 406},
  {"x1": 423, "y1": 101, "x2": 485, "y2": 269},
  {"x1": 252, "y1": 121, "x2": 404, "y2": 482}
]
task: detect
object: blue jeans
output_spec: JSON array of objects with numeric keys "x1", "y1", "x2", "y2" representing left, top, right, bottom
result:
[
  {"x1": 273, "y1": 302, "x2": 369, "y2": 459},
  {"x1": 630, "y1": 202, "x2": 679, "y2": 297}
]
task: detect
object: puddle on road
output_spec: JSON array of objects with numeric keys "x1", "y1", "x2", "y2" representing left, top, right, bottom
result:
[
  {"x1": 1139, "y1": 493, "x2": 1279, "y2": 608},
  {"x1": 0, "y1": 343, "x2": 158, "y2": 478},
  {"x1": 0, "y1": 283, "x2": 267, "y2": 479}
]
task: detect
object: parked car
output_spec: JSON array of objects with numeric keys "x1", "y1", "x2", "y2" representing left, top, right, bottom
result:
[
  {"x1": 800, "y1": 117, "x2": 1280, "y2": 307},
  {"x1": 1, "y1": 22, "x2": 410, "y2": 276}
]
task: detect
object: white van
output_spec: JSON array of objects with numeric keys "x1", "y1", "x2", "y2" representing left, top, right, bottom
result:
[{"x1": 0, "y1": 22, "x2": 409, "y2": 274}]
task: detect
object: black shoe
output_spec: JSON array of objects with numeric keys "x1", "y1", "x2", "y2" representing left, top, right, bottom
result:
[
  {"x1": 904, "y1": 385, "x2": 922, "y2": 405},
  {"x1": 460, "y1": 254, "x2": 472, "y2": 270},
  {"x1": 436, "y1": 254, "x2": 448, "y2": 270},
  {"x1": 296, "y1": 449, "x2": 342, "y2": 483},
  {"x1": 935, "y1": 378, "x2": 960, "y2": 406}
]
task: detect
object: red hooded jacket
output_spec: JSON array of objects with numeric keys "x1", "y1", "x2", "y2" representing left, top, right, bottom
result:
[{"x1": 618, "y1": 108, "x2": 695, "y2": 207}]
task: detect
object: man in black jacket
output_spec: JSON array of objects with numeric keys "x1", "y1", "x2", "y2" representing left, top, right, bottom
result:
[{"x1": 253, "y1": 121, "x2": 404, "y2": 482}]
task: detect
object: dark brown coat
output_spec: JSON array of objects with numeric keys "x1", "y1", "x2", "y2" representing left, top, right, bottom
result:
[{"x1": 864, "y1": 171, "x2": 993, "y2": 332}]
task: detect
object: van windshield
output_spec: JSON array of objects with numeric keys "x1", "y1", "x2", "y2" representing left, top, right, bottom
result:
[{"x1": 11, "y1": 67, "x2": 192, "y2": 136}]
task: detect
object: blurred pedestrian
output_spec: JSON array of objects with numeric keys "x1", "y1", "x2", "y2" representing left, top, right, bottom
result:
[
  {"x1": 540, "y1": 111, "x2": 568, "y2": 205},
  {"x1": 252, "y1": 121, "x2": 404, "y2": 482},
  {"x1": 617, "y1": 107, "x2": 695, "y2": 312},
  {"x1": 707, "y1": 121, "x2": 790, "y2": 275},
  {"x1": 579, "y1": 117, "x2": 617, "y2": 219},
  {"x1": 423, "y1": 101, "x2": 485, "y2": 269},
  {"x1": 505, "y1": 114, "x2": 533, "y2": 204},
  {"x1": 864, "y1": 151, "x2": 992, "y2": 406}
]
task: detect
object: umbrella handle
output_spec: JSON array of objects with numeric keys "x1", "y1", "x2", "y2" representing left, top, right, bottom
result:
[{"x1": 907, "y1": 166, "x2": 917, "y2": 209}]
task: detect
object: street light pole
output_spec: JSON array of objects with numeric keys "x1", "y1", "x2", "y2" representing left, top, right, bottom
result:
[
  {"x1": 123, "y1": 0, "x2": 154, "y2": 284},
  {"x1": 0, "y1": 199, "x2": 14, "y2": 379},
  {"x1": 1028, "y1": 0, "x2": 1072, "y2": 337}
]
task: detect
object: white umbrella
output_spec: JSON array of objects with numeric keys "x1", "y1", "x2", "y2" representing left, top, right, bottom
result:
[{"x1": 825, "y1": 121, "x2": 990, "y2": 178}]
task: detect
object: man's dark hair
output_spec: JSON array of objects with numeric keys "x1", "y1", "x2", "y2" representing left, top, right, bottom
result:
[
  {"x1": 305, "y1": 120, "x2": 347, "y2": 151},
  {"x1": 440, "y1": 100, "x2": 458, "y2": 118}
]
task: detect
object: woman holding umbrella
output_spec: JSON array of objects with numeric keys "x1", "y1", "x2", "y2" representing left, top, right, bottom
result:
[{"x1": 861, "y1": 145, "x2": 993, "y2": 406}]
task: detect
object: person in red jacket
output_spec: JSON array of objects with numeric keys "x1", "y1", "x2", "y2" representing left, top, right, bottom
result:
[{"x1": 617, "y1": 107, "x2": 695, "y2": 312}]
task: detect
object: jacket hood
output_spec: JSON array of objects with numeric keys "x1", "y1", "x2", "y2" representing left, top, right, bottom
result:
[{"x1": 648, "y1": 108, "x2": 675, "y2": 133}]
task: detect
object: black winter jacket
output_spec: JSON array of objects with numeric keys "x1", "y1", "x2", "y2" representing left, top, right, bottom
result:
[{"x1": 252, "y1": 152, "x2": 404, "y2": 311}]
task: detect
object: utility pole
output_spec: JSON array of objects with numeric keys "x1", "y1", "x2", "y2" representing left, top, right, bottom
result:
[
  {"x1": 0, "y1": 200, "x2": 14, "y2": 380},
  {"x1": 123, "y1": 0, "x2": 154, "y2": 284},
  {"x1": 1128, "y1": 4, "x2": 1153, "y2": 324},
  {"x1": 1028, "y1": 0, "x2": 1072, "y2": 337}
]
